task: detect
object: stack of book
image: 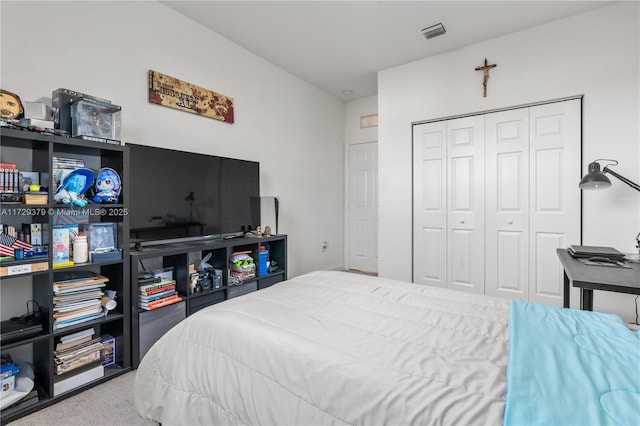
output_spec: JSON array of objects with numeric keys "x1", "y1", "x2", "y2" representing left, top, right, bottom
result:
[
  {"x1": 54, "y1": 328, "x2": 103, "y2": 375},
  {"x1": 138, "y1": 278, "x2": 181, "y2": 311},
  {"x1": 52, "y1": 271, "x2": 108, "y2": 330}
]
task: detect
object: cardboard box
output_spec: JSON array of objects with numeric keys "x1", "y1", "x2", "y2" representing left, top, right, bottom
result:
[
  {"x1": 23, "y1": 102, "x2": 53, "y2": 120},
  {"x1": 53, "y1": 364, "x2": 103, "y2": 396},
  {"x1": 0, "y1": 260, "x2": 48, "y2": 277},
  {"x1": 1, "y1": 374, "x2": 15, "y2": 394},
  {"x1": 100, "y1": 334, "x2": 116, "y2": 366}
]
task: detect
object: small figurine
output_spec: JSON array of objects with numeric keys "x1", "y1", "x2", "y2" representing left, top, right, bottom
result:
[
  {"x1": 93, "y1": 167, "x2": 121, "y2": 204},
  {"x1": 256, "y1": 226, "x2": 262, "y2": 237},
  {"x1": 54, "y1": 168, "x2": 94, "y2": 207},
  {"x1": 264, "y1": 226, "x2": 271, "y2": 237}
]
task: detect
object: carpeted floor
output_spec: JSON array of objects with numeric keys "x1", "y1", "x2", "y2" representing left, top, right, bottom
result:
[{"x1": 5, "y1": 370, "x2": 155, "y2": 426}]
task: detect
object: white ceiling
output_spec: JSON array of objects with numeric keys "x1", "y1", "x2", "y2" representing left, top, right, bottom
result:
[{"x1": 162, "y1": 1, "x2": 615, "y2": 102}]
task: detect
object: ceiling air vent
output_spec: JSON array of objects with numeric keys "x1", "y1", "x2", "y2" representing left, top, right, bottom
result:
[{"x1": 421, "y1": 23, "x2": 446, "y2": 40}]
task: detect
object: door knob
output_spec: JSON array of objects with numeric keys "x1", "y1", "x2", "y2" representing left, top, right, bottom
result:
[
  {"x1": 460, "y1": 219, "x2": 465, "y2": 224},
  {"x1": 508, "y1": 220, "x2": 513, "y2": 225}
]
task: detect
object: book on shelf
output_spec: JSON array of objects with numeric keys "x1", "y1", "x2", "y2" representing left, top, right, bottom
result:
[
  {"x1": 54, "y1": 299, "x2": 102, "y2": 312},
  {"x1": 139, "y1": 279, "x2": 176, "y2": 293},
  {"x1": 53, "y1": 311, "x2": 104, "y2": 330},
  {"x1": 55, "y1": 341, "x2": 103, "y2": 363},
  {"x1": 55, "y1": 351, "x2": 101, "y2": 375},
  {"x1": 55, "y1": 340, "x2": 103, "y2": 362},
  {"x1": 53, "y1": 306, "x2": 103, "y2": 322},
  {"x1": 140, "y1": 283, "x2": 176, "y2": 296},
  {"x1": 139, "y1": 289, "x2": 177, "y2": 302},
  {"x1": 139, "y1": 294, "x2": 182, "y2": 311},
  {"x1": 54, "y1": 290, "x2": 105, "y2": 306},
  {"x1": 56, "y1": 335, "x2": 92, "y2": 352},
  {"x1": 53, "y1": 273, "x2": 108, "y2": 294},
  {"x1": 59, "y1": 327, "x2": 94, "y2": 344},
  {"x1": 52, "y1": 156, "x2": 85, "y2": 191}
]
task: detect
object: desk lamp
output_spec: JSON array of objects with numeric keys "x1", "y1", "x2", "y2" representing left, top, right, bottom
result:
[
  {"x1": 579, "y1": 159, "x2": 640, "y2": 192},
  {"x1": 185, "y1": 191, "x2": 195, "y2": 223},
  {"x1": 580, "y1": 159, "x2": 640, "y2": 262}
]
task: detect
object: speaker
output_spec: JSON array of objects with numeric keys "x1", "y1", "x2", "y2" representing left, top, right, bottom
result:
[{"x1": 259, "y1": 196, "x2": 279, "y2": 234}]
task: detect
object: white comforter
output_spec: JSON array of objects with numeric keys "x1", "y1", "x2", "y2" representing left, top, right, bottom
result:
[{"x1": 134, "y1": 271, "x2": 509, "y2": 425}]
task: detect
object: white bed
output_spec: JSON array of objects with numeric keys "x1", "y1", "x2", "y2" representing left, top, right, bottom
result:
[{"x1": 133, "y1": 270, "x2": 639, "y2": 425}]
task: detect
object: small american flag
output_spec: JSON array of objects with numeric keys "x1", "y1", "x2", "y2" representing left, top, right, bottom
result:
[{"x1": 0, "y1": 232, "x2": 33, "y2": 257}]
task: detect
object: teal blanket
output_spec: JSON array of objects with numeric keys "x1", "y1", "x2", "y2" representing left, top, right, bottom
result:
[{"x1": 505, "y1": 300, "x2": 640, "y2": 426}]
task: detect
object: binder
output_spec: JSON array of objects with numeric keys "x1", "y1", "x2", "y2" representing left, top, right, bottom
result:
[{"x1": 568, "y1": 245, "x2": 626, "y2": 260}]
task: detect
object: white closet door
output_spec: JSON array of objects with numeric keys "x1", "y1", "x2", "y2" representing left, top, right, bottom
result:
[
  {"x1": 447, "y1": 116, "x2": 485, "y2": 294},
  {"x1": 413, "y1": 121, "x2": 447, "y2": 287},
  {"x1": 529, "y1": 99, "x2": 581, "y2": 306},
  {"x1": 485, "y1": 108, "x2": 530, "y2": 300}
]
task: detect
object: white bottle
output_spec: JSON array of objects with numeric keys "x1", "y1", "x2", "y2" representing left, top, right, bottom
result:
[{"x1": 73, "y1": 235, "x2": 89, "y2": 263}]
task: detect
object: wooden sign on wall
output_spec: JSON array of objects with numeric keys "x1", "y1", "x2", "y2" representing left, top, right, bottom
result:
[{"x1": 148, "y1": 70, "x2": 234, "y2": 123}]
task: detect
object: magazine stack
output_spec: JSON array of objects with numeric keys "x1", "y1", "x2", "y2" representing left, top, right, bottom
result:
[
  {"x1": 53, "y1": 328, "x2": 103, "y2": 376},
  {"x1": 52, "y1": 271, "x2": 108, "y2": 330},
  {"x1": 138, "y1": 277, "x2": 181, "y2": 311}
]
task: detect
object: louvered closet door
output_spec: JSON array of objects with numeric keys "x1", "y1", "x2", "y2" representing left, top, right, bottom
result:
[
  {"x1": 413, "y1": 121, "x2": 447, "y2": 287},
  {"x1": 529, "y1": 100, "x2": 581, "y2": 306},
  {"x1": 447, "y1": 116, "x2": 485, "y2": 294},
  {"x1": 485, "y1": 108, "x2": 530, "y2": 300}
]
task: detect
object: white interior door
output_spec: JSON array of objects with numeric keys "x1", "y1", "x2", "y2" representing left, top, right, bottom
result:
[
  {"x1": 529, "y1": 99, "x2": 581, "y2": 306},
  {"x1": 485, "y1": 108, "x2": 530, "y2": 300},
  {"x1": 413, "y1": 121, "x2": 447, "y2": 286},
  {"x1": 348, "y1": 142, "x2": 378, "y2": 273},
  {"x1": 447, "y1": 116, "x2": 485, "y2": 294}
]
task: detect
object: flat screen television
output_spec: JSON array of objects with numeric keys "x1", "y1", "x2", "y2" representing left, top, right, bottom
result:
[{"x1": 127, "y1": 143, "x2": 260, "y2": 243}]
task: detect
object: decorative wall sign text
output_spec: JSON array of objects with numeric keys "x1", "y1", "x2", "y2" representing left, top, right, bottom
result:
[{"x1": 148, "y1": 70, "x2": 234, "y2": 123}]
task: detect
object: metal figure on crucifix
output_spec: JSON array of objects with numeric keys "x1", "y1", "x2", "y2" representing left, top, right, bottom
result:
[{"x1": 475, "y1": 58, "x2": 497, "y2": 97}]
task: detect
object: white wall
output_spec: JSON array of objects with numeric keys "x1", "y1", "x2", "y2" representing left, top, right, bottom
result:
[
  {"x1": 0, "y1": 1, "x2": 346, "y2": 278},
  {"x1": 378, "y1": 2, "x2": 639, "y2": 321}
]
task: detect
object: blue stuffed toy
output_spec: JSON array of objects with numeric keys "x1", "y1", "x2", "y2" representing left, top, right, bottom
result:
[
  {"x1": 54, "y1": 168, "x2": 94, "y2": 207},
  {"x1": 93, "y1": 167, "x2": 121, "y2": 204}
]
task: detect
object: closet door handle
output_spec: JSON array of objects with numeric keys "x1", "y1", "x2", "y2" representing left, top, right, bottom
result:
[
  {"x1": 459, "y1": 219, "x2": 465, "y2": 224},
  {"x1": 508, "y1": 220, "x2": 513, "y2": 225}
]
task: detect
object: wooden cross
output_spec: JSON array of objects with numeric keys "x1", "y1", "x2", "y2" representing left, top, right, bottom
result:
[{"x1": 474, "y1": 58, "x2": 497, "y2": 97}]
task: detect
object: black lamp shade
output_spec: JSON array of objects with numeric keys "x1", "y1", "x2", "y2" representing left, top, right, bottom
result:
[{"x1": 579, "y1": 162, "x2": 612, "y2": 189}]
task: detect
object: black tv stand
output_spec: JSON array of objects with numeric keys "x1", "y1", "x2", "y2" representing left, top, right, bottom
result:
[{"x1": 130, "y1": 234, "x2": 288, "y2": 367}]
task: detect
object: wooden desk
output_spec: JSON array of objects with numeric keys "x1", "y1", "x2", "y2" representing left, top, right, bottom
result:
[{"x1": 557, "y1": 248, "x2": 640, "y2": 310}]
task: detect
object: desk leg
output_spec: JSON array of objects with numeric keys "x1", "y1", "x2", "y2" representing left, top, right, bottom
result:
[
  {"x1": 580, "y1": 289, "x2": 594, "y2": 311},
  {"x1": 563, "y1": 270, "x2": 570, "y2": 308}
]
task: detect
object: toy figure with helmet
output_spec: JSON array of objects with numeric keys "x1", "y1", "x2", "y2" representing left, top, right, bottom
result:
[{"x1": 53, "y1": 168, "x2": 94, "y2": 207}]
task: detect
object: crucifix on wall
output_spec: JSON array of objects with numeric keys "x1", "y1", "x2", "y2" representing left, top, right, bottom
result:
[{"x1": 474, "y1": 58, "x2": 497, "y2": 97}]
